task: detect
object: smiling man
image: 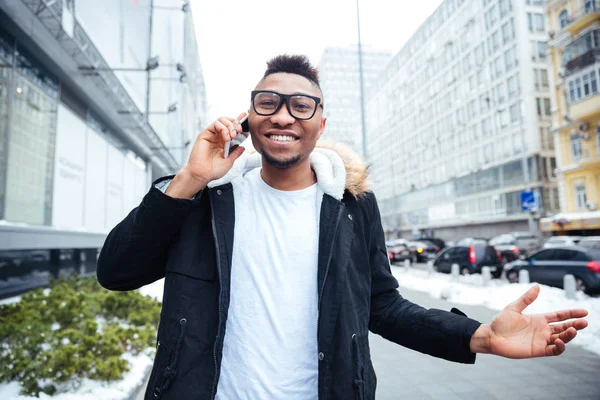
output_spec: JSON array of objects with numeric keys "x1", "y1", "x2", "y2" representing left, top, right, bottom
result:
[{"x1": 97, "y1": 55, "x2": 588, "y2": 400}]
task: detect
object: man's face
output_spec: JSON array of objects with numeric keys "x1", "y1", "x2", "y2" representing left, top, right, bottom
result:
[{"x1": 248, "y1": 73, "x2": 326, "y2": 169}]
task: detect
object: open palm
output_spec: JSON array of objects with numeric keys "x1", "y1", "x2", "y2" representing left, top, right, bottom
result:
[{"x1": 488, "y1": 286, "x2": 588, "y2": 359}]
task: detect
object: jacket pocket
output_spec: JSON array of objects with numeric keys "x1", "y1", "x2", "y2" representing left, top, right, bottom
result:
[
  {"x1": 165, "y1": 258, "x2": 215, "y2": 281},
  {"x1": 146, "y1": 317, "x2": 188, "y2": 399},
  {"x1": 352, "y1": 333, "x2": 377, "y2": 400}
]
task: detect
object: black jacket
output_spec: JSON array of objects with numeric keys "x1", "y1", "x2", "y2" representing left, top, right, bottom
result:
[{"x1": 97, "y1": 148, "x2": 481, "y2": 400}]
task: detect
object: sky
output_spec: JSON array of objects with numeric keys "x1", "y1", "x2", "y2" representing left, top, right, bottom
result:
[{"x1": 191, "y1": 0, "x2": 444, "y2": 121}]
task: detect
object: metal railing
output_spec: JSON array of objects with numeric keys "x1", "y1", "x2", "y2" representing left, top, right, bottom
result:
[{"x1": 561, "y1": 1, "x2": 600, "y2": 30}]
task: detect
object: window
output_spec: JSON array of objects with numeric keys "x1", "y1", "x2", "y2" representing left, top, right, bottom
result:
[
  {"x1": 499, "y1": 0, "x2": 512, "y2": 17},
  {"x1": 585, "y1": 0, "x2": 598, "y2": 13},
  {"x1": 481, "y1": 117, "x2": 492, "y2": 136},
  {"x1": 480, "y1": 93, "x2": 491, "y2": 111},
  {"x1": 531, "y1": 250, "x2": 555, "y2": 262},
  {"x1": 485, "y1": 6, "x2": 497, "y2": 30},
  {"x1": 475, "y1": 43, "x2": 485, "y2": 65},
  {"x1": 494, "y1": 82, "x2": 506, "y2": 103},
  {"x1": 562, "y1": 29, "x2": 600, "y2": 64},
  {"x1": 566, "y1": 67, "x2": 599, "y2": 103},
  {"x1": 504, "y1": 47, "x2": 517, "y2": 71},
  {"x1": 509, "y1": 103, "x2": 520, "y2": 122},
  {"x1": 532, "y1": 41, "x2": 548, "y2": 62},
  {"x1": 525, "y1": 0, "x2": 544, "y2": 5},
  {"x1": 559, "y1": 10, "x2": 570, "y2": 29},
  {"x1": 575, "y1": 183, "x2": 587, "y2": 209},
  {"x1": 507, "y1": 74, "x2": 520, "y2": 96},
  {"x1": 502, "y1": 19, "x2": 515, "y2": 44},
  {"x1": 536, "y1": 98, "x2": 551, "y2": 117},
  {"x1": 571, "y1": 134, "x2": 583, "y2": 159},
  {"x1": 527, "y1": 13, "x2": 545, "y2": 32},
  {"x1": 534, "y1": 68, "x2": 549, "y2": 91}
]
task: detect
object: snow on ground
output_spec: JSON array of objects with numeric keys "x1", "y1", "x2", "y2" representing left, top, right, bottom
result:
[
  {"x1": 0, "y1": 349, "x2": 154, "y2": 400},
  {"x1": 391, "y1": 265, "x2": 600, "y2": 356}
]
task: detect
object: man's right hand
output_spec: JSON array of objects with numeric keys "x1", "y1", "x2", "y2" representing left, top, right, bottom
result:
[{"x1": 165, "y1": 113, "x2": 247, "y2": 199}]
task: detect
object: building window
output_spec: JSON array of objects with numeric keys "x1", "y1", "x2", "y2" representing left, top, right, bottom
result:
[
  {"x1": 575, "y1": 183, "x2": 587, "y2": 209},
  {"x1": 536, "y1": 98, "x2": 552, "y2": 117},
  {"x1": 527, "y1": 13, "x2": 545, "y2": 32},
  {"x1": 534, "y1": 68, "x2": 549, "y2": 91},
  {"x1": 502, "y1": 19, "x2": 515, "y2": 44},
  {"x1": 566, "y1": 67, "x2": 599, "y2": 104},
  {"x1": 562, "y1": 29, "x2": 600, "y2": 64},
  {"x1": 504, "y1": 47, "x2": 517, "y2": 71},
  {"x1": 509, "y1": 103, "x2": 520, "y2": 123},
  {"x1": 585, "y1": 0, "x2": 598, "y2": 13},
  {"x1": 532, "y1": 41, "x2": 548, "y2": 62},
  {"x1": 499, "y1": 0, "x2": 512, "y2": 17},
  {"x1": 559, "y1": 10, "x2": 570, "y2": 28},
  {"x1": 571, "y1": 134, "x2": 583, "y2": 160},
  {"x1": 507, "y1": 74, "x2": 520, "y2": 97}
]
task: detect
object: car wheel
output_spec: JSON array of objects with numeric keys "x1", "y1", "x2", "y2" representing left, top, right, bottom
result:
[
  {"x1": 507, "y1": 270, "x2": 518, "y2": 283},
  {"x1": 575, "y1": 277, "x2": 587, "y2": 293},
  {"x1": 460, "y1": 266, "x2": 471, "y2": 275}
]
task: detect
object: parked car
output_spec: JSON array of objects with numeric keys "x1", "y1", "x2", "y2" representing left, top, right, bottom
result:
[
  {"x1": 433, "y1": 243, "x2": 504, "y2": 278},
  {"x1": 489, "y1": 232, "x2": 541, "y2": 259},
  {"x1": 417, "y1": 237, "x2": 446, "y2": 251},
  {"x1": 578, "y1": 237, "x2": 600, "y2": 249},
  {"x1": 386, "y1": 239, "x2": 408, "y2": 247},
  {"x1": 406, "y1": 241, "x2": 438, "y2": 263},
  {"x1": 418, "y1": 239, "x2": 444, "y2": 254},
  {"x1": 503, "y1": 247, "x2": 600, "y2": 295},
  {"x1": 455, "y1": 237, "x2": 489, "y2": 246},
  {"x1": 386, "y1": 244, "x2": 412, "y2": 264},
  {"x1": 543, "y1": 236, "x2": 581, "y2": 248}
]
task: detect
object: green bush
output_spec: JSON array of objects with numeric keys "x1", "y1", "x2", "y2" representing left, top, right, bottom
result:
[{"x1": 0, "y1": 273, "x2": 161, "y2": 397}]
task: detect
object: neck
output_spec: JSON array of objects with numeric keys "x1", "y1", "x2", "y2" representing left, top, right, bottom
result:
[{"x1": 260, "y1": 157, "x2": 316, "y2": 191}]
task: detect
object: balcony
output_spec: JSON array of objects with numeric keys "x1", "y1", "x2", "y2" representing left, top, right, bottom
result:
[
  {"x1": 562, "y1": 1, "x2": 600, "y2": 35},
  {"x1": 569, "y1": 93, "x2": 600, "y2": 120},
  {"x1": 564, "y1": 48, "x2": 600, "y2": 75}
]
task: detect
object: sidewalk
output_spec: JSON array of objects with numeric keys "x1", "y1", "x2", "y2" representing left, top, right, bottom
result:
[{"x1": 371, "y1": 285, "x2": 600, "y2": 400}]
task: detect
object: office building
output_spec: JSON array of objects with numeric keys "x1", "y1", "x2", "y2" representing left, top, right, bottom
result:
[
  {"x1": 0, "y1": 0, "x2": 208, "y2": 296},
  {"x1": 318, "y1": 46, "x2": 392, "y2": 155},
  {"x1": 367, "y1": 0, "x2": 559, "y2": 239}
]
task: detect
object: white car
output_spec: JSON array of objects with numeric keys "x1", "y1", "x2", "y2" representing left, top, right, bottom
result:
[{"x1": 543, "y1": 236, "x2": 581, "y2": 248}]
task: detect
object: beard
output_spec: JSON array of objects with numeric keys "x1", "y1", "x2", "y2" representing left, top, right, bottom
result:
[{"x1": 262, "y1": 151, "x2": 302, "y2": 169}]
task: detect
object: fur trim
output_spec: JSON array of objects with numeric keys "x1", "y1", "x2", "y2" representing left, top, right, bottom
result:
[{"x1": 208, "y1": 139, "x2": 370, "y2": 198}]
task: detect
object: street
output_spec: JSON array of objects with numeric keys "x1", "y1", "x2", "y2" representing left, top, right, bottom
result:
[{"x1": 372, "y1": 271, "x2": 600, "y2": 400}]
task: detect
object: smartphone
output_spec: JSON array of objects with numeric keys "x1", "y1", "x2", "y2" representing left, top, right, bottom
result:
[{"x1": 224, "y1": 114, "x2": 250, "y2": 158}]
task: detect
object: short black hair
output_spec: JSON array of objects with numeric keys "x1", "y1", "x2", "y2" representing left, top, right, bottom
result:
[{"x1": 262, "y1": 54, "x2": 321, "y2": 88}]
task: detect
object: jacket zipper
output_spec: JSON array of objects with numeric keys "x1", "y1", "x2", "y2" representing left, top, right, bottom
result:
[
  {"x1": 316, "y1": 205, "x2": 344, "y2": 355},
  {"x1": 210, "y1": 192, "x2": 223, "y2": 400}
]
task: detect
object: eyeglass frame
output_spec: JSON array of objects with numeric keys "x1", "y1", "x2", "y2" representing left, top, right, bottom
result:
[{"x1": 250, "y1": 90, "x2": 324, "y2": 120}]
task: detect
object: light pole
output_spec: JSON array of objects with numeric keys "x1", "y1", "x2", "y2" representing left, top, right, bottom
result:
[{"x1": 356, "y1": 0, "x2": 368, "y2": 159}]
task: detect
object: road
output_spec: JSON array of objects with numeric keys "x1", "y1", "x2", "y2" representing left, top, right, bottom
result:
[{"x1": 372, "y1": 266, "x2": 600, "y2": 399}]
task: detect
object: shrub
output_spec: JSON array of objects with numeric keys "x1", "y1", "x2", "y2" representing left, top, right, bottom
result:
[{"x1": 0, "y1": 273, "x2": 161, "y2": 397}]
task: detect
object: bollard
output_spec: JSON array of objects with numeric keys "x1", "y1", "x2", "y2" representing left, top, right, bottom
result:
[
  {"x1": 427, "y1": 260, "x2": 434, "y2": 274},
  {"x1": 451, "y1": 264, "x2": 460, "y2": 281},
  {"x1": 564, "y1": 274, "x2": 577, "y2": 300},
  {"x1": 518, "y1": 269, "x2": 530, "y2": 284},
  {"x1": 404, "y1": 259, "x2": 411, "y2": 268},
  {"x1": 481, "y1": 267, "x2": 492, "y2": 286}
]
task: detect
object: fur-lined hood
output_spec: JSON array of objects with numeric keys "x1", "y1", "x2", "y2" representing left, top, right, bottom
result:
[{"x1": 207, "y1": 139, "x2": 370, "y2": 200}]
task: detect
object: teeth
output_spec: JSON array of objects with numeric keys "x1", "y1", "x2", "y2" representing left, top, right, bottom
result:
[{"x1": 271, "y1": 135, "x2": 295, "y2": 142}]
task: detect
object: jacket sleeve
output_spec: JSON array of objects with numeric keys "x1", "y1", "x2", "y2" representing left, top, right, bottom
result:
[
  {"x1": 97, "y1": 176, "x2": 204, "y2": 291},
  {"x1": 365, "y1": 193, "x2": 481, "y2": 364}
]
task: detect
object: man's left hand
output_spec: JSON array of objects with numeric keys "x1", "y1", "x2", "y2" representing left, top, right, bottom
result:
[{"x1": 470, "y1": 285, "x2": 588, "y2": 358}]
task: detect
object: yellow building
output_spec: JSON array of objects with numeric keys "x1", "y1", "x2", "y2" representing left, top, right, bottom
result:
[{"x1": 543, "y1": 0, "x2": 600, "y2": 235}]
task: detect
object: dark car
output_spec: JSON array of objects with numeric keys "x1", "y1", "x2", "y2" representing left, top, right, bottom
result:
[
  {"x1": 418, "y1": 237, "x2": 446, "y2": 251},
  {"x1": 490, "y1": 232, "x2": 541, "y2": 260},
  {"x1": 386, "y1": 244, "x2": 412, "y2": 264},
  {"x1": 407, "y1": 241, "x2": 438, "y2": 263},
  {"x1": 433, "y1": 244, "x2": 504, "y2": 278},
  {"x1": 503, "y1": 247, "x2": 600, "y2": 294}
]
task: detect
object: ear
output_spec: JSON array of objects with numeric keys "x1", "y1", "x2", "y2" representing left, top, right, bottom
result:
[{"x1": 317, "y1": 116, "x2": 327, "y2": 140}]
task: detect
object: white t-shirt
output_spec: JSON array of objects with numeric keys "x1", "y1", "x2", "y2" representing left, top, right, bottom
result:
[{"x1": 216, "y1": 168, "x2": 322, "y2": 400}]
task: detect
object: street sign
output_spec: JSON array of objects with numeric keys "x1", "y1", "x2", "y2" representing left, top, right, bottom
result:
[{"x1": 521, "y1": 190, "x2": 540, "y2": 212}]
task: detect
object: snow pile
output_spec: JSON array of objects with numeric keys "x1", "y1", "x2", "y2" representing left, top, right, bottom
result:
[
  {"x1": 392, "y1": 266, "x2": 600, "y2": 356},
  {"x1": 0, "y1": 350, "x2": 153, "y2": 400}
]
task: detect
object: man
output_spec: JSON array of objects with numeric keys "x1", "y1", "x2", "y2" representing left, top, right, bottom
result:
[{"x1": 97, "y1": 55, "x2": 588, "y2": 400}]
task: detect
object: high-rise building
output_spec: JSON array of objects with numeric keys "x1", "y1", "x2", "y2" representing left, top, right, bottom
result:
[
  {"x1": 0, "y1": 0, "x2": 208, "y2": 297},
  {"x1": 367, "y1": 0, "x2": 559, "y2": 240},
  {"x1": 541, "y1": 0, "x2": 600, "y2": 235},
  {"x1": 318, "y1": 46, "x2": 391, "y2": 155}
]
